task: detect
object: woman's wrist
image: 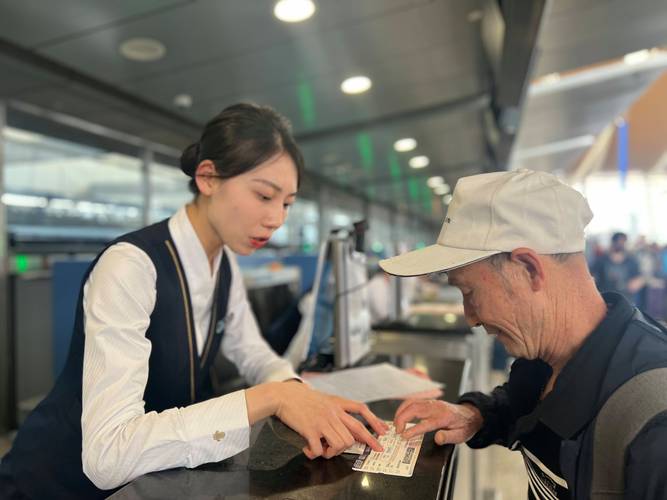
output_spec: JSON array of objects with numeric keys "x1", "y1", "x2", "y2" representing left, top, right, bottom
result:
[{"x1": 245, "y1": 382, "x2": 283, "y2": 425}]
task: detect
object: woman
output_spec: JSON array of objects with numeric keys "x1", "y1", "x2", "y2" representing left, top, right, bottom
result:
[{"x1": 0, "y1": 103, "x2": 387, "y2": 499}]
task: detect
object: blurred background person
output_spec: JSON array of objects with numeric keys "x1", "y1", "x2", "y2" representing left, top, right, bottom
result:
[{"x1": 591, "y1": 232, "x2": 643, "y2": 304}]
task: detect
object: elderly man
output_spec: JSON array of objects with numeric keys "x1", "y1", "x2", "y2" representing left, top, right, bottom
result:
[{"x1": 380, "y1": 170, "x2": 667, "y2": 500}]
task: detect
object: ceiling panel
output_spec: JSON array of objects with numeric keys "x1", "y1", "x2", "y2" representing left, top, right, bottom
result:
[
  {"x1": 535, "y1": 0, "x2": 667, "y2": 77},
  {"x1": 119, "y1": 41, "x2": 483, "y2": 127},
  {"x1": 0, "y1": 0, "x2": 517, "y2": 225},
  {"x1": 0, "y1": 0, "x2": 188, "y2": 48},
  {"x1": 35, "y1": 1, "x2": 449, "y2": 83},
  {"x1": 511, "y1": 0, "x2": 667, "y2": 177},
  {"x1": 0, "y1": 54, "x2": 65, "y2": 96},
  {"x1": 33, "y1": 0, "x2": 483, "y2": 130},
  {"x1": 515, "y1": 68, "x2": 664, "y2": 149}
]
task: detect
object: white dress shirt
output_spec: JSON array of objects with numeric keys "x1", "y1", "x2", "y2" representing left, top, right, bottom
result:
[{"x1": 80, "y1": 206, "x2": 297, "y2": 490}]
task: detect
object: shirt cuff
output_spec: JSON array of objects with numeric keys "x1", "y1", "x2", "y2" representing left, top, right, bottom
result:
[{"x1": 180, "y1": 389, "x2": 251, "y2": 467}]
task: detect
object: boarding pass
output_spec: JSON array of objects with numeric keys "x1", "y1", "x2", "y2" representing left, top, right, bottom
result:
[{"x1": 347, "y1": 421, "x2": 423, "y2": 477}]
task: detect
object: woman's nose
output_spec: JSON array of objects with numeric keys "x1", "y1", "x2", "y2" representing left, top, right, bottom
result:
[{"x1": 263, "y1": 204, "x2": 285, "y2": 229}]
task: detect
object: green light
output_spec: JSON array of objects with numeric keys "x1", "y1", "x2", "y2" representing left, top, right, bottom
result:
[
  {"x1": 408, "y1": 178, "x2": 420, "y2": 201},
  {"x1": 388, "y1": 151, "x2": 402, "y2": 180},
  {"x1": 15, "y1": 254, "x2": 29, "y2": 274},
  {"x1": 371, "y1": 241, "x2": 384, "y2": 253},
  {"x1": 422, "y1": 184, "x2": 432, "y2": 212},
  {"x1": 356, "y1": 133, "x2": 375, "y2": 174},
  {"x1": 297, "y1": 81, "x2": 316, "y2": 127}
]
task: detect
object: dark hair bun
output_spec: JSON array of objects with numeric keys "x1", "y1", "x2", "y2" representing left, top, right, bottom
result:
[{"x1": 180, "y1": 142, "x2": 200, "y2": 177}]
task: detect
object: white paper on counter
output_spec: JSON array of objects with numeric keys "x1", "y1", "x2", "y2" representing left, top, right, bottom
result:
[{"x1": 306, "y1": 363, "x2": 443, "y2": 403}]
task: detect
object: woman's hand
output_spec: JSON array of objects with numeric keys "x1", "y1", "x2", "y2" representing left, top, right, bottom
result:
[
  {"x1": 274, "y1": 382, "x2": 389, "y2": 459},
  {"x1": 245, "y1": 381, "x2": 388, "y2": 459},
  {"x1": 393, "y1": 399, "x2": 483, "y2": 445}
]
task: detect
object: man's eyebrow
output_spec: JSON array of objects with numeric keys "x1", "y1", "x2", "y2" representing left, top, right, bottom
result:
[{"x1": 251, "y1": 178, "x2": 297, "y2": 197}]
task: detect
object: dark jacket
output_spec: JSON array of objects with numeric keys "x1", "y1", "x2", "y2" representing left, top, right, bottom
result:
[
  {"x1": 0, "y1": 220, "x2": 232, "y2": 499},
  {"x1": 459, "y1": 292, "x2": 667, "y2": 499}
]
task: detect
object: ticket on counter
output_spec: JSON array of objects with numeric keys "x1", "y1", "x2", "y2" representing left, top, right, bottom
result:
[{"x1": 352, "y1": 422, "x2": 422, "y2": 477}]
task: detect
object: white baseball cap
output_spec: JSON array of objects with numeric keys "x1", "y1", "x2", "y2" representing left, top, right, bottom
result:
[{"x1": 380, "y1": 169, "x2": 593, "y2": 276}]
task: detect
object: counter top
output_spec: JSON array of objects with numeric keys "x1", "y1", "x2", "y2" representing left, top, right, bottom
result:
[{"x1": 110, "y1": 399, "x2": 456, "y2": 499}]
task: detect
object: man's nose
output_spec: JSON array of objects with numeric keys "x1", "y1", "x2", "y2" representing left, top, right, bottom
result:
[{"x1": 463, "y1": 304, "x2": 480, "y2": 328}]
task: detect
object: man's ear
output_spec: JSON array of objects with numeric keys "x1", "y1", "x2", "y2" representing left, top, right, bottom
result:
[
  {"x1": 193, "y1": 160, "x2": 219, "y2": 196},
  {"x1": 510, "y1": 248, "x2": 545, "y2": 291}
]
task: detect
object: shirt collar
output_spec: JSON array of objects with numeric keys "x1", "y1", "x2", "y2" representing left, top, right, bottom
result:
[
  {"x1": 168, "y1": 205, "x2": 222, "y2": 282},
  {"x1": 515, "y1": 292, "x2": 636, "y2": 440}
]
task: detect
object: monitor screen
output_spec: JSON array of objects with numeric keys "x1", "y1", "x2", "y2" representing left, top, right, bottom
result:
[
  {"x1": 283, "y1": 237, "x2": 372, "y2": 370},
  {"x1": 332, "y1": 239, "x2": 371, "y2": 368}
]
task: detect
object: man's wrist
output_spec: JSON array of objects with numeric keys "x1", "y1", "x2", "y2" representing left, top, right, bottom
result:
[{"x1": 460, "y1": 402, "x2": 484, "y2": 428}]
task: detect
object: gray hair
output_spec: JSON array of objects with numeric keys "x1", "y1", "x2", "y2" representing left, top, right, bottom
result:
[{"x1": 486, "y1": 252, "x2": 580, "y2": 270}]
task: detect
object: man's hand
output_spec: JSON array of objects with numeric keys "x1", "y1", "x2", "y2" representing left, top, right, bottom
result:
[
  {"x1": 273, "y1": 382, "x2": 389, "y2": 459},
  {"x1": 393, "y1": 399, "x2": 483, "y2": 445}
]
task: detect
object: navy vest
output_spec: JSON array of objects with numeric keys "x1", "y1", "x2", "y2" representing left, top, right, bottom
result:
[{"x1": 1, "y1": 220, "x2": 232, "y2": 499}]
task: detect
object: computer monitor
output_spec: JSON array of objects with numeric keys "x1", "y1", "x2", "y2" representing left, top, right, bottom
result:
[
  {"x1": 283, "y1": 227, "x2": 373, "y2": 370},
  {"x1": 331, "y1": 237, "x2": 372, "y2": 368}
]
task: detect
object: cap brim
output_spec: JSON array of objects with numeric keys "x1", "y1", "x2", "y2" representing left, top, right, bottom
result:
[{"x1": 379, "y1": 244, "x2": 501, "y2": 277}]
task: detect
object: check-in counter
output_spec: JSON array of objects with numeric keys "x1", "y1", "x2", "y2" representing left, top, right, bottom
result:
[{"x1": 109, "y1": 358, "x2": 467, "y2": 499}]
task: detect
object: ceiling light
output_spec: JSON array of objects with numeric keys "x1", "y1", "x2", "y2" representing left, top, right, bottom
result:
[
  {"x1": 341, "y1": 76, "x2": 372, "y2": 95},
  {"x1": 409, "y1": 155, "x2": 429, "y2": 169},
  {"x1": 274, "y1": 0, "x2": 316, "y2": 22},
  {"x1": 427, "y1": 176, "x2": 444, "y2": 188},
  {"x1": 394, "y1": 138, "x2": 417, "y2": 152},
  {"x1": 173, "y1": 94, "x2": 193, "y2": 109},
  {"x1": 443, "y1": 194, "x2": 453, "y2": 205},
  {"x1": 433, "y1": 184, "x2": 451, "y2": 195},
  {"x1": 624, "y1": 49, "x2": 651, "y2": 65},
  {"x1": 119, "y1": 38, "x2": 166, "y2": 62}
]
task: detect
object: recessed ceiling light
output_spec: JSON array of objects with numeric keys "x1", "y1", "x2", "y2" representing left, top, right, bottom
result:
[
  {"x1": 409, "y1": 155, "x2": 429, "y2": 169},
  {"x1": 394, "y1": 138, "x2": 417, "y2": 152},
  {"x1": 427, "y1": 176, "x2": 444, "y2": 188},
  {"x1": 173, "y1": 94, "x2": 193, "y2": 109},
  {"x1": 119, "y1": 38, "x2": 166, "y2": 62},
  {"x1": 274, "y1": 0, "x2": 316, "y2": 23},
  {"x1": 341, "y1": 76, "x2": 372, "y2": 94},
  {"x1": 433, "y1": 184, "x2": 451, "y2": 195}
]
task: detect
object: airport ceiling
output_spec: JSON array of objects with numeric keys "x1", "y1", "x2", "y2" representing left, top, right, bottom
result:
[
  {"x1": 0, "y1": 0, "x2": 665, "y2": 224},
  {"x1": 0, "y1": 0, "x2": 548, "y2": 226},
  {"x1": 511, "y1": 0, "x2": 667, "y2": 175}
]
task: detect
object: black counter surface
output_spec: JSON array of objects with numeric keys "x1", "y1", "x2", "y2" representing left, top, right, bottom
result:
[{"x1": 110, "y1": 359, "x2": 464, "y2": 499}]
